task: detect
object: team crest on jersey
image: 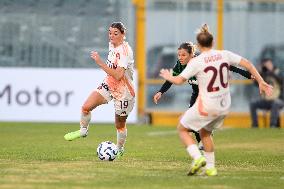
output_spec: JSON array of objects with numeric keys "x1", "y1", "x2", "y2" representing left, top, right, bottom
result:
[{"x1": 116, "y1": 53, "x2": 120, "y2": 59}]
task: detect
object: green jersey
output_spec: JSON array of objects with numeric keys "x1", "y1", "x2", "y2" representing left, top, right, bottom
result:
[{"x1": 172, "y1": 60, "x2": 197, "y2": 85}]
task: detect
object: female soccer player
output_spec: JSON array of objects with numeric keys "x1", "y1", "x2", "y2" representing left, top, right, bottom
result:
[
  {"x1": 64, "y1": 22, "x2": 135, "y2": 158},
  {"x1": 159, "y1": 24, "x2": 273, "y2": 176},
  {"x1": 153, "y1": 42, "x2": 252, "y2": 148}
]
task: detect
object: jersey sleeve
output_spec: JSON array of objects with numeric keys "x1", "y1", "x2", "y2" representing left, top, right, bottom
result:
[
  {"x1": 229, "y1": 66, "x2": 252, "y2": 79},
  {"x1": 179, "y1": 60, "x2": 199, "y2": 79},
  {"x1": 158, "y1": 80, "x2": 173, "y2": 94},
  {"x1": 224, "y1": 50, "x2": 242, "y2": 66}
]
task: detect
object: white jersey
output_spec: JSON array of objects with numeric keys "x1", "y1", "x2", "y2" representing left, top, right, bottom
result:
[
  {"x1": 104, "y1": 41, "x2": 135, "y2": 100},
  {"x1": 180, "y1": 49, "x2": 242, "y2": 116}
]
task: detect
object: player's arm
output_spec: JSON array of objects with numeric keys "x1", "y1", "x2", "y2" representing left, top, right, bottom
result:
[
  {"x1": 239, "y1": 58, "x2": 273, "y2": 96},
  {"x1": 229, "y1": 65, "x2": 252, "y2": 79},
  {"x1": 158, "y1": 61, "x2": 182, "y2": 93},
  {"x1": 159, "y1": 81, "x2": 173, "y2": 94},
  {"x1": 159, "y1": 69, "x2": 186, "y2": 85},
  {"x1": 153, "y1": 81, "x2": 173, "y2": 104},
  {"x1": 239, "y1": 58, "x2": 263, "y2": 83},
  {"x1": 158, "y1": 62, "x2": 180, "y2": 93},
  {"x1": 154, "y1": 61, "x2": 181, "y2": 104},
  {"x1": 160, "y1": 59, "x2": 198, "y2": 85},
  {"x1": 91, "y1": 51, "x2": 125, "y2": 80}
]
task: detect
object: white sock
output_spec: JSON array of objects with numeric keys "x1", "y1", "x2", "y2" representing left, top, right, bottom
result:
[
  {"x1": 186, "y1": 144, "x2": 202, "y2": 160},
  {"x1": 80, "y1": 126, "x2": 88, "y2": 136},
  {"x1": 117, "y1": 129, "x2": 127, "y2": 149},
  {"x1": 204, "y1": 151, "x2": 215, "y2": 169},
  {"x1": 80, "y1": 112, "x2": 91, "y2": 127},
  {"x1": 79, "y1": 112, "x2": 91, "y2": 136}
]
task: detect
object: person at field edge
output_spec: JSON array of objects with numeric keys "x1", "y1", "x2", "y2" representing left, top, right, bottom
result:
[
  {"x1": 249, "y1": 58, "x2": 284, "y2": 128},
  {"x1": 153, "y1": 42, "x2": 252, "y2": 149},
  {"x1": 159, "y1": 24, "x2": 273, "y2": 176},
  {"x1": 64, "y1": 22, "x2": 135, "y2": 158}
]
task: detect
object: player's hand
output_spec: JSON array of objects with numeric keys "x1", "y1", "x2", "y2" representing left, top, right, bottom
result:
[
  {"x1": 90, "y1": 51, "x2": 102, "y2": 65},
  {"x1": 259, "y1": 81, "x2": 273, "y2": 97},
  {"x1": 153, "y1": 92, "x2": 162, "y2": 104},
  {"x1": 159, "y1": 69, "x2": 171, "y2": 80}
]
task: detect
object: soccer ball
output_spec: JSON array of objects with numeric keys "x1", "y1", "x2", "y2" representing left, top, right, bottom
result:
[{"x1": 97, "y1": 141, "x2": 118, "y2": 161}]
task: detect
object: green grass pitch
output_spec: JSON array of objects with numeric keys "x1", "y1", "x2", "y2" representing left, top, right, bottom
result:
[{"x1": 0, "y1": 122, "x2": 283, "y2": 189}]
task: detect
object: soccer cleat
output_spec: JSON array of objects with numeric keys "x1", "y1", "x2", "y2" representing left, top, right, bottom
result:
[
  {"x1": 187, "y1": 156, "x2": 206, "y2": 176},
  {"x1": 205, "y1": 167, "x2": 217, "y2": 176},
  {"x1": 116, "y1": 147, "x2": 124, "y2": 159},
  {"x1": 196, "y1": 167, "x2": 217, "y2": 176},
  {"x1": 64, "y1": 130, "x2": 83, "y2": 141}
]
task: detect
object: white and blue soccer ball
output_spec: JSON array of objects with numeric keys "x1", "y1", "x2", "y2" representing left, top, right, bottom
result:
[{"x1": 97, "y1": 141, "x2": 118, "y2": 161}]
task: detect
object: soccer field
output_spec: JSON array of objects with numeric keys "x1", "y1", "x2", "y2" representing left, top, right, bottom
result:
[{"x1": 0, "y1": 122, "x2": 283, "y2": 189}]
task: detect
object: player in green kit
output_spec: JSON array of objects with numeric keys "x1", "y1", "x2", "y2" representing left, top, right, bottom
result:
[{"x1": 153, "y1": 42, "x2": 252, "y2": 149}]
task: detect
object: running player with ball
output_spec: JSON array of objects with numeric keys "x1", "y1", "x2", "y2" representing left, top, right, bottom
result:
[{"x1": 64, "y1": 22, "x2": 135, "y2": 158}]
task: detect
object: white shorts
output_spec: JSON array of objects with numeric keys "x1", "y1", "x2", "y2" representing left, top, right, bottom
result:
[
  {"x1": 180, "y1": 102, "x2": 227, "y2": 132},
  {"x1": 95, "y1": 81, "x2": 135, "y2": 116}
]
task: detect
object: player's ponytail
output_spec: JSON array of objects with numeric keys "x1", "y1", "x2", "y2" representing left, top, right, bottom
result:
[
  {"x1": 196, "y1": 24, "x2": 213, "y2": 48},
  {"x1": 199, "y1": 24, "x2": 210, "y2": 34}
]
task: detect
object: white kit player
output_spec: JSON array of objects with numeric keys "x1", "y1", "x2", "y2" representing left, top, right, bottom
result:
[
  {"x1": 159, "y1": 24, "x2": 273, "y2": 176},
  {"x1": 64, "y1": 22, "x2": 135, "y2": 158}
]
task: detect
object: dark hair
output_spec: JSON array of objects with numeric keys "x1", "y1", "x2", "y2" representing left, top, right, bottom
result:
[
  {"x1": 178, "y1": 42, "x2": 195, "y2": 54},
  {"x1": 260, "y1": 58, "x2": 273, "y2": 72},
  {"x1": 110, "y1": 22, "x2": 126, "y2": 34},
  {"x1": 261, "y1": 58, "x2": 272, "y2": 64},
  {"x1": 196, "y1": 24, "x2": 213, "y2": 48}
]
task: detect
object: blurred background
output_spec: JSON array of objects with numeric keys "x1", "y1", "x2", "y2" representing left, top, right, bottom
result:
[{"x1": 0, "y1": 0, "x2": 283, "y2": 127}]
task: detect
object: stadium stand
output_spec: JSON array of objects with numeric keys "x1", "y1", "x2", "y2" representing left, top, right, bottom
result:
[{"x1": 0, "y1": 0, "x2": 126, "y2": 68}]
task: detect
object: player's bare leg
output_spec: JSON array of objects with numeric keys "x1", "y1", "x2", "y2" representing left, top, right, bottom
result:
[
  {"x1": 200, "y1": 128, "x2": 217, "y2": 176},
  {"x1": 178, "y1": 124, "x2": 196, "y2": 147},
  {"x1": 177, "y1": 123, "x2": 206, "y2": 175},
  {"x1": 64, "y1": 91, "x2": 107, "y2": 141},
  {"x1": 115, "y1": 114, "x2": 127, "y2": 158},
  {"x1": 80, "y1": 91, "x2": 107, "y2": 136}
]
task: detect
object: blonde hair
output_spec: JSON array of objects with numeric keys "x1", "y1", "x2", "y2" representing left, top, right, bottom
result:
[{"x1": 198, "y1": 24, "x2": 210, "y2": 34}]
